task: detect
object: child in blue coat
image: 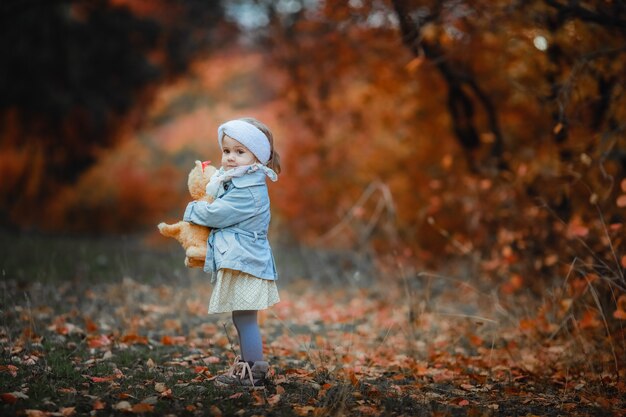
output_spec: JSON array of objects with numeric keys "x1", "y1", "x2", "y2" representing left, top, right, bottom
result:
[{"x1": 183, "y1": 117, "x2": 281, "y2": 387}]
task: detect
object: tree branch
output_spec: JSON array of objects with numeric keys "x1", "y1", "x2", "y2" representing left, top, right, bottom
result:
[
  {"x1": 391, "y1": 0, "x2": 505, "y2": 162},
  {"x1": 544, "y1": 0, "x2": 626, "y2": 30}
]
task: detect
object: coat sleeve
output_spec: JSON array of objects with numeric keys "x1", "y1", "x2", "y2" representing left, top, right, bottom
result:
[{"x1": 183, "y1": 187, "x2": 258, "y2": 229}]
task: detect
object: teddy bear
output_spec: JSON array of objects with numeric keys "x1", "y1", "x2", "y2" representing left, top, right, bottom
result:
[{"x1": 158, "y1": 160, "x2": 216, "y2": 268}]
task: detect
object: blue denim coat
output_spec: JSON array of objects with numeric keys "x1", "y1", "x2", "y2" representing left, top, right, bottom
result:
[{"x1": 183, "y1": 169, "x2": 278, "y2": 281}]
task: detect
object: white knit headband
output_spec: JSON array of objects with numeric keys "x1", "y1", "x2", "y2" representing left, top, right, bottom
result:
[{"x1": 217, "y1": 120, "x2": 271, "y2": 165}]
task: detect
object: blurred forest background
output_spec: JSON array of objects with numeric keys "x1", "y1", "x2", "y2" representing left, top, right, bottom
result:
[{"x1": 2, "y1": 0, "x2": 626, "y2": 344}]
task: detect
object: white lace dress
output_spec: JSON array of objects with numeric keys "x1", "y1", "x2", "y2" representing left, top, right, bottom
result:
[{"x1": 208, "y1": 268, "x2": 280, "y2": 314}]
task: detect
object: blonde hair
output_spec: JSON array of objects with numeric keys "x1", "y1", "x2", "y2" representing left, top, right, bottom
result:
[{"x1": 240, "y1": 117, "x2": 282, "y2": 174}]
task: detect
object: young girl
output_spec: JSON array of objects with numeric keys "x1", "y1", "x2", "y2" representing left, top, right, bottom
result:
[{"x1": 183, "y1": 117, "x2": 281, "y2": 387}]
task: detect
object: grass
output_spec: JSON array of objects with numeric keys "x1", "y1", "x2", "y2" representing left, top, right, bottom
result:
[{"x1": 1, "y1": 231, "x2": 623, "y2": 416}]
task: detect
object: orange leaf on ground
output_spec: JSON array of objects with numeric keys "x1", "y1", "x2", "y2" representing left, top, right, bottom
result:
[
  {"x1": 501, "y1": 274, "x2": 524, "y2": 294},
  {"x1": 614, "y1": 295, "x2": 626, "y2": 320},
  {"x1": 267, "y1": 394, "x2": 281, "y2": 406},
  {"x1": 25, "y1": 410, "x2": 47, "y2": 417},
  {"x1": 120, "y1": 334, "x2": 149, "y2": 345},
  {"x1": 468, "y1": 334, "x2": 483, "y2": 347},
  {"x1": 355, "y1": 405, "x2": 379, "y2": 415},
  {"x1": 131, "y1": 403, "x2": 154, "y2": 413},
  {"x1": 161, "y1": 335, "x2": 186, "y2": 345},
  {"x1": 579, "y1": 310, "x2": 601, "y2": 329},
  {"x1": 567, "y1": 218, "x2": 589, "y2": 238},
  {"x1": 92, "y1": 400, "x2": 106, "y2": 410},
  {"x1": 194, "y1": 366, "x2": 208, "y2": 374},
  {"x1": 251, "y1": 390, "x2": 265, "y2": 406},
  {"x1": 85, "y1": 375, "x2": 115, "y2": 383},
  {"x1": 59, "y1": 407, "x2": 75, "y2": 416},
  {"x1": 294, "y1": 406, "x2": 318, "y2": 416},
  {"x1": 0, "y1": 365, "x2": 18, "y2": 377},
  {"x1": 84, "y1": 317, "x2": 98, "y2": 333},
  {"x1": 1, "y1": 393, "x2": 18, "y2": 404},
  {"x1": 87, "y1": 334, "x2": 111, "y2": 348}
]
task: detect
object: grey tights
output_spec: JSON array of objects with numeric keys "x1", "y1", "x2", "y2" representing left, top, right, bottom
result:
[{"x1": 232, "y1": 310, "x2": 263, "y2": 362}]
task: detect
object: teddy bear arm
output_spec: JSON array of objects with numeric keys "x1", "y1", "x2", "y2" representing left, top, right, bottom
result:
[{"x1": 158, "y1": 222, "x2": 183, "y2": 239}]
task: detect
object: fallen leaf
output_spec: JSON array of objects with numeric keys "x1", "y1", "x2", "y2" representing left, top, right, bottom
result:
[
  {"x1": 579, "y1": 310, "x2": 601, "y2": 329},
  {"x1": 130, "y1": 403, "x2": 154, "y2": 413},
  {"x1": 92, "y1": 399, "x2": 106, "y2": 410},
  {"x1": 294, "y1": 405, "x2": 318, "y2": 416},
  {"x1": 567, "y1": 218, "x2": 589, "y2": 238},
  {"x1": 114, "y1": 401, "x2": 132, "y2": 411},
  {"x1": 85, "y1": 375, "x2": 115, "y2": 383},
  {"x1": 614, "y1": 295, "x2": 626, "y2": 320},
  {"x1": 161, "y1": 335, "x2": 186, "y2": 345},
  {"x1": 87, "y1": 334, "x2": 111, "y2": 349},
  {"x1": 57, "y1": 387, "x2": 77, "y2": 395},
  {"x1": 251, "y1": 390, "x2": 265, "y2": 406},
  {"x1": 120, "y1": 334, "x2": 149, "y2": 345},
  {"x1": 209, "y1": 405, "x2": 222, "y2": 416},
  {"x1": 25, "y1": 410, "x2": 47, "y2": 417},
  {"x1": 84, "y1": 317, "x2": 98, "y2": 333},
  {"x1": 267, "y1": 394, "x2": 281, "y2": 406},
  {"x1": 355, "y1": 405, "x2": 379, "y2": 415},
  {"x1": 0, "y1": 365, "x2": 18, "y2": 377},
  {"x1": 203, "y1": 356, "x2": 221, "y2": 364},
  {"x1": 154, "y1": 382, "x2": 167, "y2": 393},
  {"x1": 59, "y1": 407, "x2": 75, "y2": 416},
  {"x1": 1, "y1": 393, "x2": 18, "y2": 404},
  {"x1": 141, "y1": 396, "x2": 158, "y2": 405}
]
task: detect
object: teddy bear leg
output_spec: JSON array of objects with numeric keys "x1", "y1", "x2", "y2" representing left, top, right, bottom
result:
[
  {"x1": 186, "y1": 246, "x2": 206, "y2": 259},
  {"x1": 185, "y1": 256, "x2": 205, "y2": 268}
]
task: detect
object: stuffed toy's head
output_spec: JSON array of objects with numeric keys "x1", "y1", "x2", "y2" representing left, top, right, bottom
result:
[{"x1": 188, "y1": 160, "x2": 216, "y2": 200}]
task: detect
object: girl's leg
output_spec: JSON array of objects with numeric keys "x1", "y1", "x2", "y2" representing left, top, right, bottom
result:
[{"x1": 232, "y1": 310, "x2": 263, "y2": 362}]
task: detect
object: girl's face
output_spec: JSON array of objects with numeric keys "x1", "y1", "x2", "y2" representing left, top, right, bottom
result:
[{"x1": 221, "y1": 135, "x2": 257, "y2": 170}]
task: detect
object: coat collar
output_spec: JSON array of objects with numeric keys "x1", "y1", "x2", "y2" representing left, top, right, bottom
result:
[{"x1": 231, "y1": 169, "x2": 267, "y2": 188}]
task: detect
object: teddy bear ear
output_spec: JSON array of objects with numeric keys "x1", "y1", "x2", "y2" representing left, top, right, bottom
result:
[{"x1": 195, "y1": 160, "x2": 202, "y2": 169}]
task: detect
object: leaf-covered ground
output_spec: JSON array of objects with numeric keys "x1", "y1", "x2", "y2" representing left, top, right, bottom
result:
[{"x1": 1, "y1": 236, "x2": 624, "y2": 416}]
